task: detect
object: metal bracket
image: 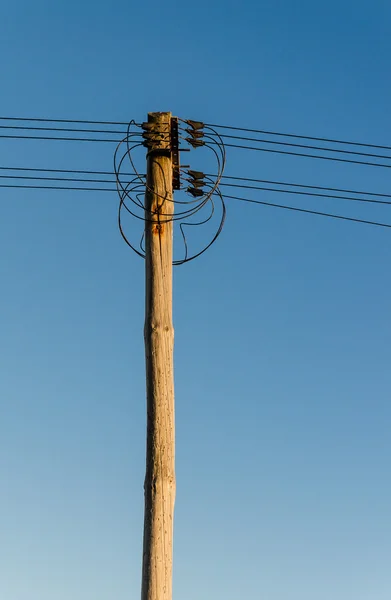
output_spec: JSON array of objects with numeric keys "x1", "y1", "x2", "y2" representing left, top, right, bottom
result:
[{"x1": 171, "y1": 117, "x2": 180, "y2": 190}]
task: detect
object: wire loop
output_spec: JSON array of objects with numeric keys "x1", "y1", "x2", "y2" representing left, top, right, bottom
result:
[{"x1": 114, "y1": 119, "x2": 227, "y2": 265}]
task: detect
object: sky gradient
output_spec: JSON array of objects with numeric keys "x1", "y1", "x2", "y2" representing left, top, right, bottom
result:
[{"x1": 1, "y1": 2, "x2": 391, "y2": 600}]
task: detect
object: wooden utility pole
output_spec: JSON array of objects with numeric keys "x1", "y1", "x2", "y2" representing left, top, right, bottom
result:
[{"x1": 142, "y1": 112, "x2": 176, "y2": 600}]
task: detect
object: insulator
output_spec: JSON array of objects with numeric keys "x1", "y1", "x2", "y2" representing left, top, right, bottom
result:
[
  {"x1": 187, "y1": 170, "x2": 205, "y2": 180},
  {"x1": 186, "y1": 137, "x2": 205, "y2": 148},
  {"x1": 187, "y1": 187, "x2": 204, "y2": 198},
  {"x1": 185, "y1": 129, "x2": 204, "y2": 139},
  {"x1": 186, "y1": 120, "x2": 204, "y2": 131},
  {"x1": 189, "y1": 179, "x2": 205, "y2": 189},
  {"x1": 141, "y1": 122, "x2": 158, "y2": 131}
]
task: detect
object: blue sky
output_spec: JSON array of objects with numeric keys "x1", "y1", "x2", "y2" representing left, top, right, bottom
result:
[{"x1": 1, "y1": 1, "x2": 391, "y2": 599}]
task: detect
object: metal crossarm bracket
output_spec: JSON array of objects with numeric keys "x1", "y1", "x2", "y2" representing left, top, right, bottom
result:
[{"x1": 171, "y1": 117, "x2": 180, "y2": 190}]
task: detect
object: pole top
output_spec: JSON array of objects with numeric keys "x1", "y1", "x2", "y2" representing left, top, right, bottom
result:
[{"x1": 148, "y1": 111, "x2": 172, "y2": 120}]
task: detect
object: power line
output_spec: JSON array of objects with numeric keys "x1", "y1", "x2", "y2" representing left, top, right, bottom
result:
[
  {"x1": 218, "y1": 182, "x2": 391, "y2": 206},
  {"x1": 3, "y1": 179, "x2": 391, "y2": 229},
  {"x1": 224, "y1": 193, "x2": 391, "y2": 229},
  {"x1": 3, "y1": 177, "x2": 391, "y2": 212},
  {"x1": 205, "y1": 121, "x2": 391, "y2": 152},
  {"x1": 0, "y1": 165, "x2": 125, "y2": 176},
  {"x1": 0, "y1": 174, "x2": 139, "y2": 185},
  {"x1": 0, "y1": 183, "x2": 116, "y2": 192},
  {"x1": 217, "y1": 142, "x2": 391, "y2": 169},
  {"x1": 217, "y1": 133, "x2": 391, "y2": 162},
  {"x1": 1, "y1": 166, "x2": 390, "y2": 200},
  {"x1": 2, "y1": 173, "x2": 387, "y2": 205},
  {"x1": 0, "y1": 134, "x2": 133, "y2": 143},
  {"x1": 9, "y1": 125, "x2": 391, "y2": 160},
  {"x1": 2, "y1": 176, "x2": 388, "y2": 207},
  {"x1": 2, "y1": 114, "x2": 390, "y2": 154},
  {"x1": 2, "y1": 122, "x2": 390, "y2": 170},
  {"x1": 4, "y1": 133, "x2": 390, "y2": 169},
  {"x1": 213, "y1": 174, "x2": 391, "y2": 199},
  {"x1": 2, "y1": 167, "x2": 391, "y2": 206},
  {"x1": 0, "y1": 116, "x2": 130, "y2": 126},
  {"x1": 0, "y1": 124, "x2": 130, "y2": 135}
]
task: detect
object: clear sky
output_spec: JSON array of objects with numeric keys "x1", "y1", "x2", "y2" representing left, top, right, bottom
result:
[{"x1": 1, "y1": 2, "x2": 391, "y2": 600}]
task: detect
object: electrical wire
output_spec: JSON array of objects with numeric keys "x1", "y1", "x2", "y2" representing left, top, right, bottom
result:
[
  {"x1": 2, "y1": 178, "x2": 391, "y2": 231},
  {"x1": 115, "y1": 120, "x2": 227, "y2": 264},
  {"x1": 0, "y1": 174, "x2": 126, "y2": 184},
  {"x1": 3, "y1": 117, "x2": 391, "y2": 170},
  {"x1": 0, "y1": 183, "x2": 116, "y2": 191},
  {"x1": 217, "y1": 133, "x2": 391, "y2": 162},
  {"x1": 3, "y1": 133, "x2": 390, "y2": 167},
  {"x1": 3, "y1": 114, "x2": 390, "y2": 153},
  {"x1": 2, "y1": 169, "x2": 391, "y2": 206},
  {"x1": 211, "y1": 142, "x2": 391, "y2": 169},
  {"x1": 0, "y1": 124, "x2": 132, "y2": 135},
  {"x1": 0, "y1": 116, "x2": 131, "y2": 125},
  {"x1": 211, "y1": 174, "x2": 391, "y2": 200},
  {"x1": 0, "y1": 165, "x2": 145, "y2": 177},
  {"x1": 224, "y1": 193, "x2": 391, "y2": 229},
  {"x1": 204, "y1": 121, "x2": 391, "y2": 152},
  {"x1": 218, "y1": 182, "x2": 391, "y2": 206},
  {"x1": 2, "y1": 115, "x2": 391, "y2": 239},
  {"x1": 4, "y1": 178, "x2": 390, "y2": 211},
  {"x1": 0, "y1": 134, "x2": 136, "y2": 143},
  {"x1": 2, "y1": 166, "x2": 391, "y2": 205},
  {"x1": 1, "y1": 166, "x2": 390, "y2": 201}
]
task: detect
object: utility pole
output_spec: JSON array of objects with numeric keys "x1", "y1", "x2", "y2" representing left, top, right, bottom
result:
[
  {"x1": 115, "y1": 111, "x2": 224, "y2": 600},
  {"x1": 142, "y1": 112, "x2": 176, "y2": 600}
]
